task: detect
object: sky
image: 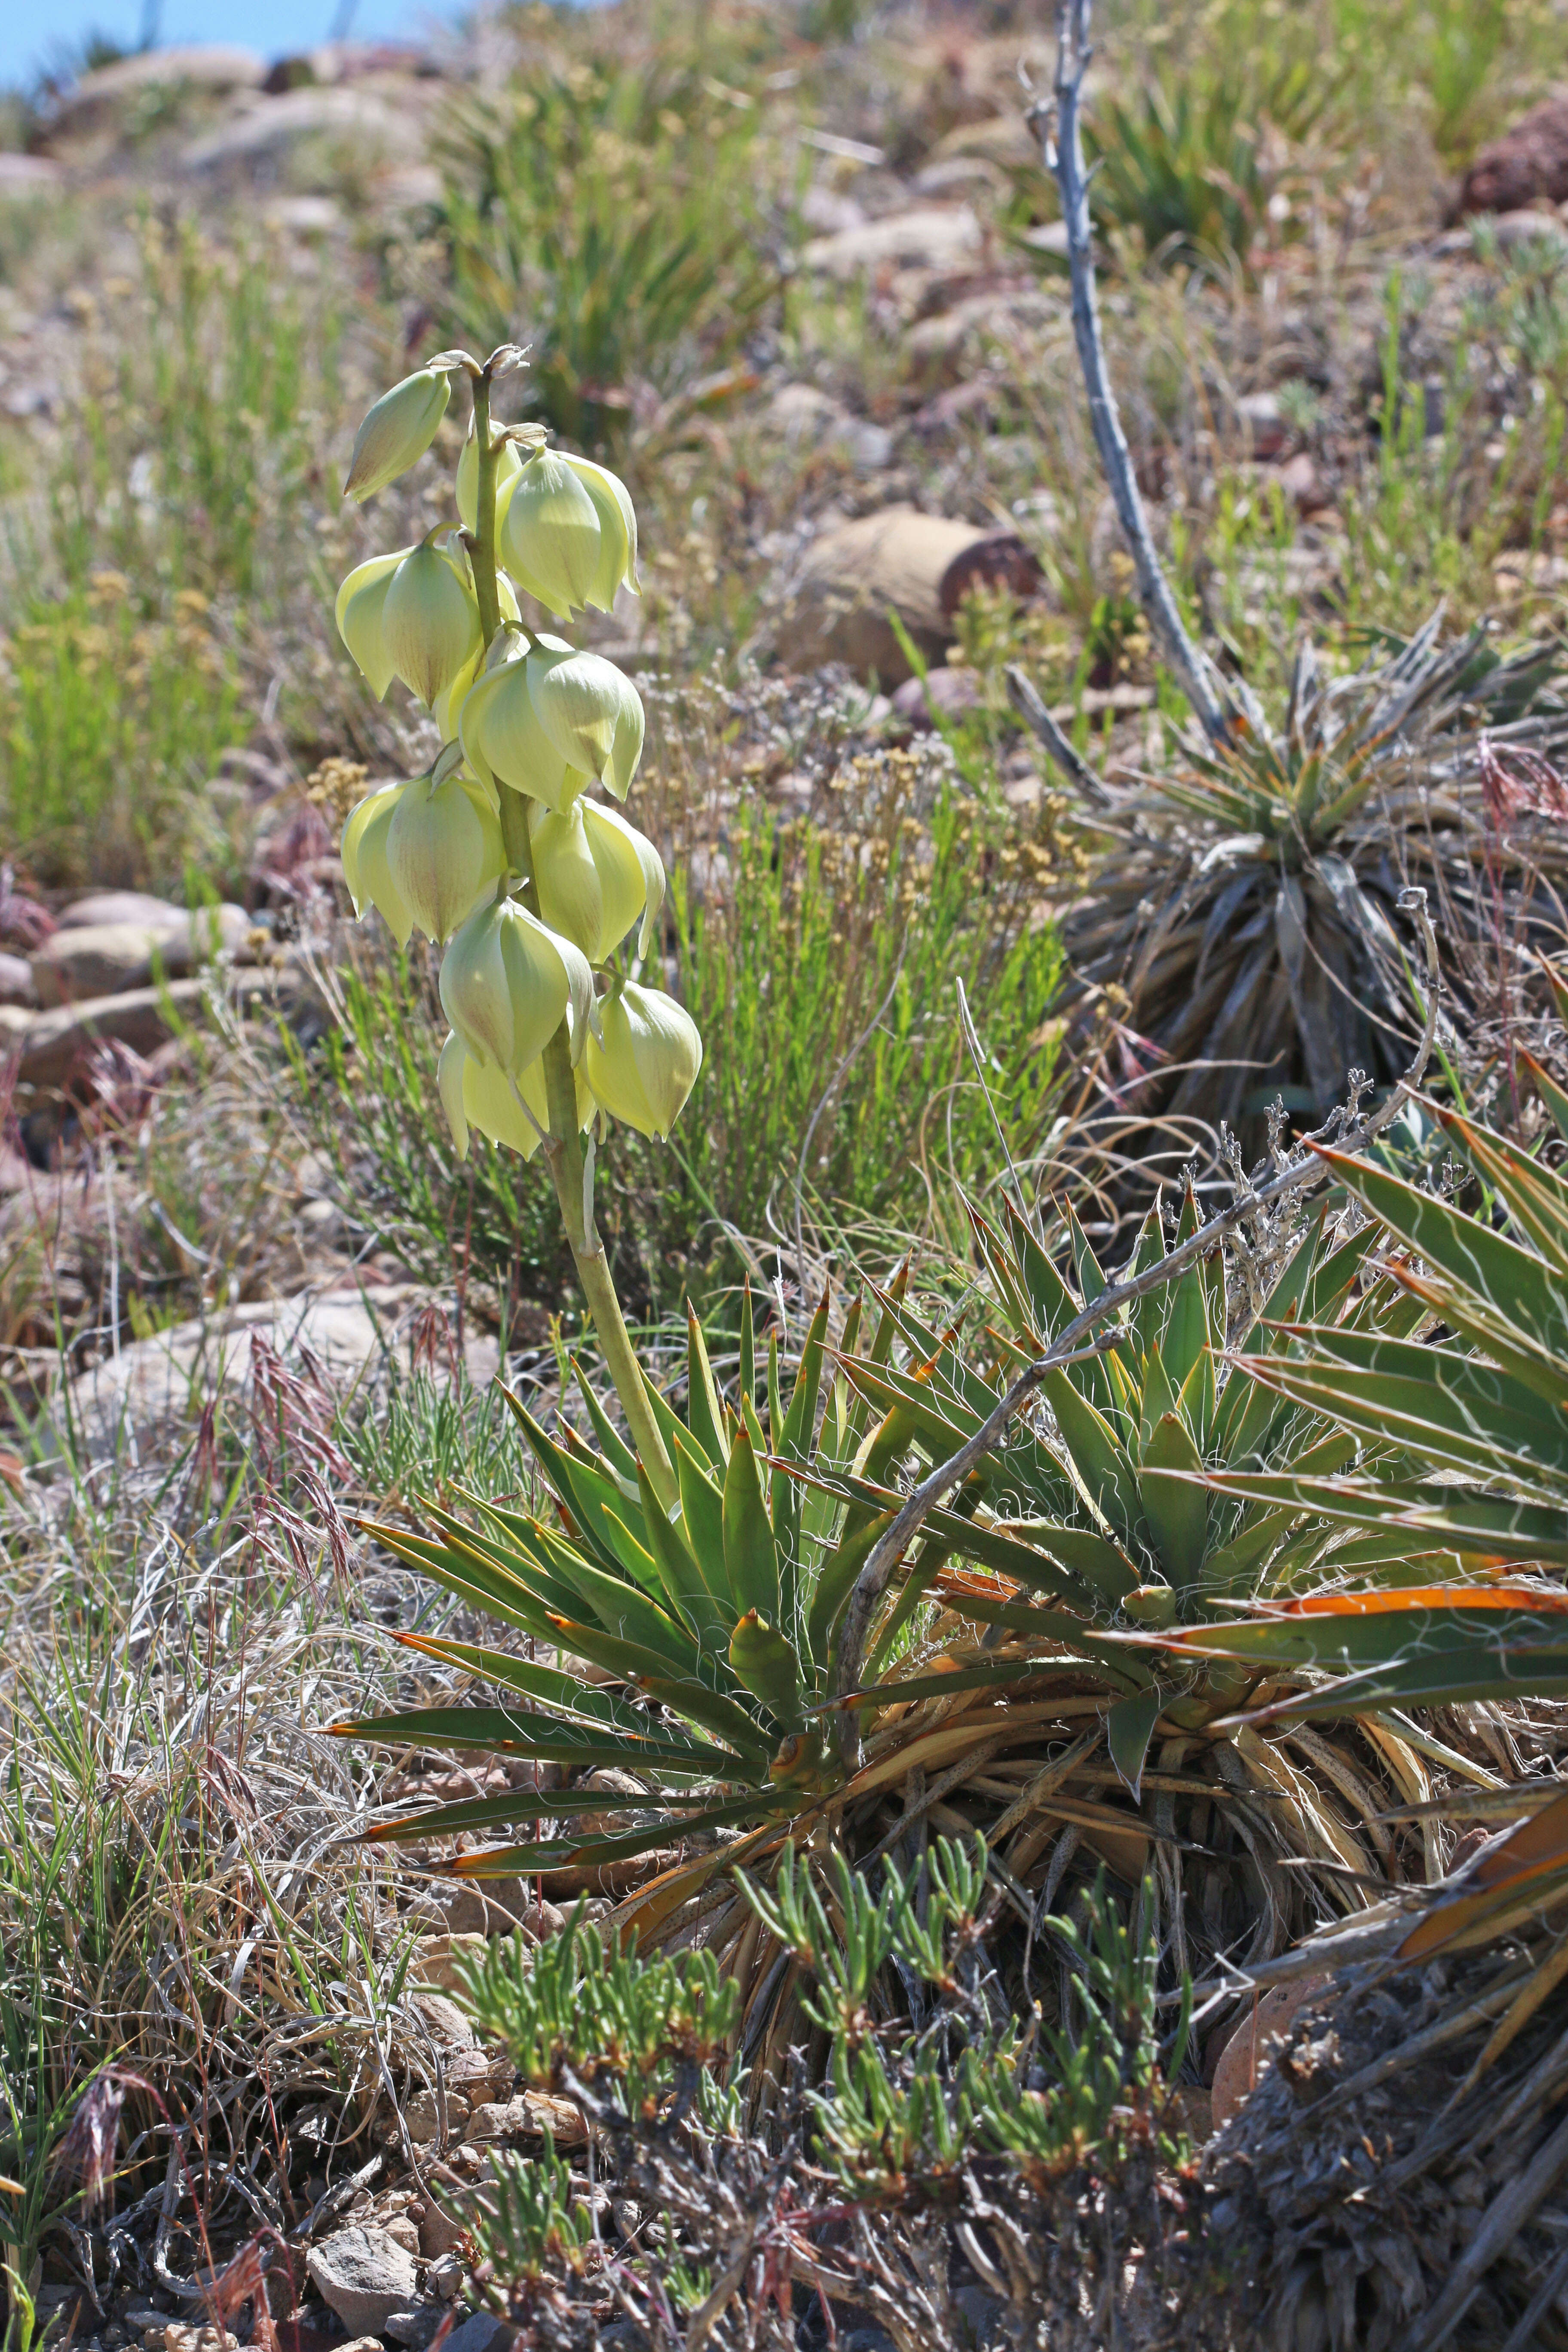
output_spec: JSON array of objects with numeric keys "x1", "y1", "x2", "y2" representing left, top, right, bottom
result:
[{"x1": 1, "y1": 0, "x2": 466, "y2": 89}]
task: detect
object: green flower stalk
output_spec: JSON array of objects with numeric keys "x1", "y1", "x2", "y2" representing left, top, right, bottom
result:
[{"x1": 333, "y1": 346, "x2": 694, "y2": 1502}]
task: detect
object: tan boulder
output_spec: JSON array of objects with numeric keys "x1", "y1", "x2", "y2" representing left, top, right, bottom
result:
[
  {"x1": 775, "y1": 505, "x2": 1042, "y2": 683},
  {"x1": 31, "y1": 905, "x2": 252, "y2": 1007}
]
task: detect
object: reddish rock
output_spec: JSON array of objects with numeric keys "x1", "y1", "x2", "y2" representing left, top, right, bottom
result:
[
  {"x1": 1458, "y1": 95, "x2": 1568, "y2": 217},
  {"x1": 939, "y1": 528, "x2": 1043, "y2": 617}
]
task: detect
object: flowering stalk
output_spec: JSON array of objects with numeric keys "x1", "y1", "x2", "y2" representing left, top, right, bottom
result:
[
  {"x1": 335, "y1": 343, "x2": 692, "y2": 1510},
  {"x1": 471, "y1": 363, "x2": 676, "y2": 1505}
]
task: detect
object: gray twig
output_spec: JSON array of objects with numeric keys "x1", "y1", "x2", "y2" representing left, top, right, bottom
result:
[
  {"x1": 1004, "y1": 664, "x2": 1117, "y2": 806},
  {"x1": 1031, "y1": 0, "x2": 1233, "y2": 747}
]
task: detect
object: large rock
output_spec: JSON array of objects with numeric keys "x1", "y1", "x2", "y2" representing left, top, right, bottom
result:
[
  {"x1": 55, "y1": 1289, "x2": 397, "y2": 1453},
  {"x1": 905, "y1": 285, "x2": 1054, "y2": 386},
  {"x1": 1476, "y1": 208, "x2": 1568, "y2": 259},
  {"x1": 181, "y1": 87, "x2": 416, "y2": 172},
  {"x1": 0, "y1": 955, "x2": 35, "y2": 1008},
  {"x1": 432, "y1": 2317, "x2": 507, "y2": 2352},
  {"x1": 47, "y1": 46, "x2": 265, "y2": 135},
  {"x1": 1458, "y1": 93, "x2": 1568, "y2": 216},
  {"x1": 775, "y1": 506, "x2": 1042, "y2": 683},
  {"x1": 305, "y1": 2226, "x2": 418, "y2": 2334},
  {"x1": 802, "y1": 205, "x2": 983, "y2": 279},
  {"x1": 55, "y1": 890, "x2": 209, "y2": 931},
  {"x1": 31, "y1": 906, "x2": 252, "y2": 1007},
  {"x1": 467, "y1": 2092, "x2": 587, "y2": 2148}
]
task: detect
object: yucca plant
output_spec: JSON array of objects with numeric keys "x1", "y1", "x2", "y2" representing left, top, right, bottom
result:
[
  {"x1": 1049, "y1": 619, "x2": 1568, "y2": 1136},
  {"x1": 1012, "y1": 0, "x2": 1568, "y2": 1144},
  {"x1": 336, "y1": 1275, "x2": 1120, "y2": 2071},
  {"x1": 1082, "y1": 58, "x2": 1329, "y2": 278},
  {"x1": 337, "y1": 1146, "x2": 1497, "y2": 2062},
  {"x1": 424, "y1": 60, "x2": 778, "y2": 452}
]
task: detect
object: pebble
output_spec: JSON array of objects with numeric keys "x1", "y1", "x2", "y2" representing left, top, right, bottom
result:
[
  {"x1": 304, "y1": 2223, "x2": 419, "y2": 2334},
  {"x1": 383, "y1": 2309, "x2": 446, "y2": 2347}
]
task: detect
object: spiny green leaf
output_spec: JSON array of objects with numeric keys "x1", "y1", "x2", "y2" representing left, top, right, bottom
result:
[
  {"x1": 1138, "y1": 1412, "x2": 1208, "y2": 1593},
  {"x1": 686, "y1": 1304, "x2": 730, "y2": 1468}
]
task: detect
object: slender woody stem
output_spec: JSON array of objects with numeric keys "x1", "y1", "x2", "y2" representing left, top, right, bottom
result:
[
  {"x1": 1041, "y1": 0, "x2": 1231, "y2": 748},
  {"x1": 469, "y1": 374, "x2": 678, "y2": 1508}
]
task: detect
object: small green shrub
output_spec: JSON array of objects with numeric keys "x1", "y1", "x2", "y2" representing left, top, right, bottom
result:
[
  {"x1": 672, "y1": 759, "x2": 1067, "y2": 1266},
  {"x1": 447, "y1": 1849, "x2": 1179, "y2": 2324},
  {"x1": 0, "y1": 577, "x2": 240, "y2": 890},
  {"x1": 49, "y1": 217, "x2": 338, "y2": 609},
  {"x1": 425, "y1": 61, "x2": 781, "y2": 452}
]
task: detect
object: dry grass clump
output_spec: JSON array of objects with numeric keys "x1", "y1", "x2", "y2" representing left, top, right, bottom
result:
[{"x1": 0, "y1": 1315, "x2": 556, "y2": 2318}]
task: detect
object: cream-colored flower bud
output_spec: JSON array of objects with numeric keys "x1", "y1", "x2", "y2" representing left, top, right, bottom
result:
[
  {"x1": 585, "y1": 983, "x2": 702, "y2": 1139},
  {"x1": 432, "y1": 648, "x2": 481, "y2": 750},
  {"x1": 568, "y1": 454, "x2": 638, "y2": 609},
  {"x1": 340, "y1": 780, "x2": 413, "y2": 947},
  {"x1": 456, "y1": 425, "x2": 524, "y2": 536},
  {"x1": 437, "y1": 1028, "x2": 472, "y2": 1158},
  {"x1": 343, "y1": 367, "x2": 452, "y2": 502},
  {"x1": 530, "y1": 796, "x2": 664, "y2": 962},
  {"x1": 581, "y1": 800, "x2": 665, "y2": 958},
  {"x1": 382, "y1": 536, "x2": 482, "y2": 709},
  {"x1": 526, "y1": 642, "x2": 644, "y2": 800},
  {"x1": 335, "y1": 548, "x2": 411, "y2": 700},
  {"x1": 387, "y1": 769, "x2": 505, "y2": 943},
  {"x1": 530, "y1": 802, "x2": 603, "y2": 959},
  {"x1": 438, "y1": 894, "x2": 595, "y2": 1075},
  {"x1": 458, "y1": 640, "x2": 584, "y2": 811},
  {"x1": 498, "y1": 450, "x2": 637, "y2": 617},
  {"x1": 435, "y1": 578, "x2": 522, "y2": 751},
  {"x1": 497, "y1": 450, "x2": 603, "y2": 617},
  {"x1": 438, "y1": 1030, "x2": 592, "y2": 1161}
]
